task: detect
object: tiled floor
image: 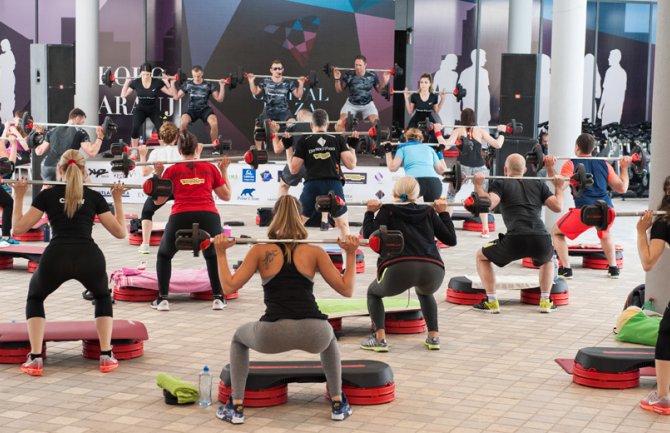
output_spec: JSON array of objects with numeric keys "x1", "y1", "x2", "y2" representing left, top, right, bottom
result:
[{"x1": 1, "y1": 196, "x2": 669, "y2": 433}]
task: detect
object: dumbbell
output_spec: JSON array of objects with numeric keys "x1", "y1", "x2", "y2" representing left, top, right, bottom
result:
[
  {"x1": 175, "y1": 223, "x2": 404, "y2": 258},
  {"x1": 110, "y1": 148, "x2": 269, "y2": 176},
  {"x1": 315, "y1": 191, "x2": 491, "y2": 217},
  {"x1": 322, "y1": 63, "x2": 404, "y2": 78},
  {"x1": 19, "y1": 112, "x2": 117, "y2": 140},
  {"x1": 441, "y1": 161, "x2": 594, "y2": 197},
  {"x1": 382, "y1": 83, "x2": 467, "y2": 103},
  {"x1": 580, "y1": 200, "x2": 667, "y2": 231}
]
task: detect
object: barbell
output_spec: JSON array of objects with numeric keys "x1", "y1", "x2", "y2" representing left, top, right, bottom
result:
[
  {"x1": 267, "y1": 123, "x2": 391, "y2": 150},
  {"x1": 418, "y1": 118, "x2": 523, "y2": 136},
  {"x1": 2, "y1": 176, "x2": 173, "y2": 200},
  {"x1": 315, "y1": 191, "x2": 491, "y2": 217},
  {"x1": 322, "y1": 63, "x2": 404, "y2": 78},
  {"x1": 580, "y1": 200, "x2": 667, "y2": 231},
  {"x1": 441, "y1": 161, "x2": 594, "y2": 197},
  {"x1": 110, "y1": 148, "x2": 269, "y2": 177},
  {"x1": 101, "y1": 66, "x2": 167, "y2": 87},
  {"x1": 102, "y1": 67, "x2": 241, "y2": 90},
  {"x1": 257, "y1": 112, "x2": 360, "y2": 144},
  {"x1": 241, "y1": 69, "x2": 319, "y2": 90},
  {"x1": 525, "y1": 143, "x2": 647, "y2": 173},
  {"x1": 382, "y1": 83, "x2": 467, "y2": 103},
  {"x1": 175, "y1": 223, "x2": 405, "y2": 258},
  {"x1": 19, "y1": 112, "x2": 118, "y2": 140},
  {"x1": 108, "y1": 137, "x2": 233, "y2": 157}
]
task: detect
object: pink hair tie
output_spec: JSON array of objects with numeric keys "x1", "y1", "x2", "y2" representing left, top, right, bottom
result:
[{"x1": 67, "y1": 159, "x2": 77, "y2": 166}]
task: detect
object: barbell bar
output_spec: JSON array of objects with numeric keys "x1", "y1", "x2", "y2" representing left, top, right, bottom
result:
[{"x1": 322, "y1": 63, "x2": 404, "y2": 78}]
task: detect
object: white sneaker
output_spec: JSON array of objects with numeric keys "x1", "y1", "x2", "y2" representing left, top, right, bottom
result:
[
  {"x1": 0, "y1": 240, "x2": 11, "y2": 248},
  {"x1": 151, "y1": 297, "x2": 169, "y2": 311},
  {"x1": 138, "y1": 244, "x2": 150, "y2": 254},
  {"x1": 212, "y1": 298, "x2": 226, "y2": 310}
]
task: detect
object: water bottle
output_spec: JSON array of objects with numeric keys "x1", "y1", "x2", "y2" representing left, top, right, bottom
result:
[
  {"x1": 43, "y1": 224, "x2": 51, "y2": 242},
  {"x1": 552, "y1": 253, "x2": 559, "y2": 283},
  {"x1": 198, "y1": 365, "x2": 212, "y2": 406}
]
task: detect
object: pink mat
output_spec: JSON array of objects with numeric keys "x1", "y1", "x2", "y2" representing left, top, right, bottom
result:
[{"x1": 110, "y1": 267, "x2": 212, "y2": 293}]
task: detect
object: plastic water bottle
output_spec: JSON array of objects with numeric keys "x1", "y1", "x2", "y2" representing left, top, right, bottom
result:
[
  {"x1": 198, "y1": 365, "x2": 212, "y2": 406},
  {"x1": 552, "y1": 253, "x2": 559, "y2": 282}
]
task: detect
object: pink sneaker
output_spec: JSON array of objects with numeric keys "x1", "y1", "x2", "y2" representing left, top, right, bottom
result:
[
  {"x1": 20, "y1": 356, "x2": 43, "y2": 376},
  {"x1": 640, "y1": 391, "x2": 670, "y2": 415},
  {"x1": 100, "y1": 353, "x2": 119, "y2": 373}
]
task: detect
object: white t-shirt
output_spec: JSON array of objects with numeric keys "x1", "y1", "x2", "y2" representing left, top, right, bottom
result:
[{"x1": 148, "y1": 146, "x2": 181, "y2": 164}]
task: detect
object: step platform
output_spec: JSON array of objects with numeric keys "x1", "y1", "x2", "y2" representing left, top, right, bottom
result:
[
  {"x1": 522, "y1": 244, "x2": 623, "y2": 270},
  {"x1": 317, "y1": 297, "x2": 425, "y2": 334},
  {"x1": 218, "y1": 360, "x2": 394, "y2": 407},
  {"x1": 451, "y1": 212, "x2": 496, "y2": 232},
  {"x1": 13, "y1": 217, "x2": 49, "y2": 242},
  {"x1": 0, "y1": 245, "x2": 44, "y2": 273},
  {"x1": 321, "y1": 245, "x2": 365, "y2": 274},
  {"x1": 446, "y1": 275, "x2": 569, "y2": 306},
  {"x1": 555, "y1": 347, "x2": 656, "y2": 389},
  {"x1": 128, "y1": 221, "x2": 166, "y2": 246},
  {"x1": 0, "y1": 320, "x2": 148, "y2": 364}
]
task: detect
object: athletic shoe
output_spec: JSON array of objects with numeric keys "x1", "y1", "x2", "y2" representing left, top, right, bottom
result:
[
  {"x1": 424, "y1": 336, "x2": 441, "y2": 350},
  {"x1": 151, "y1": 297, "x2": 169, "y2": 311},
  {"x1": 480, "y1": 230, "x2": 490, "y2": 239},
  {"x1": 558, "y1": 266, "x2": 573, "y2": 280},
  {"x1": 216, "y1": 398, "x2": 245, "y2": 424},
  {"x1": 608, "y1": 266, "x2": 620, "y2": 279},
  {"x1": 212, "y1": 297, "x2": 226, "y2": 311},
  {"x1": 99, "y1": 354, "x2": 119, "y2": 373},
  {"x1": 472, "y1": 299, "x2": 500, "y2": 314},
  {"x1": 640, "y1": 391, "x2": 670, "y2": 415},
  {"x1": 331, "y1": 393, "x2": 352, "y2": 421},
  {"x1": 538, "y1": 298, "x2": 557, "y2": 313},
  {"x1": 20, "y1": 356, "x2": 43, "y2": 376},
  {"x1": 3, "y1": 237, "x2": 20, "y2": 245},
  {"x1": 360, "y1": 336, "x2": 389, "y2": 352},
  {"x1": 320, "y1": 222, "x2": 329, "y2": 231},
  {"x1": 0, "y1": 240, "x2": 10, "y2": 248},
  {"x1": 138, "y1": 244, "x2": 150, "y2": 254}
]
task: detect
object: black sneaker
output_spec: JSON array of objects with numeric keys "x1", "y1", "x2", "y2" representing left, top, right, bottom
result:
[
  {"x1": 558, "y1": 266, "x2": 573, "y2": 280},
  {"x1": 608, "y1": 266, "x2": 620, "y2": 279}
]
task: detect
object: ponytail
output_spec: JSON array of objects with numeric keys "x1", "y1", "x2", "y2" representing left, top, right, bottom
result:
[{"x1": 59, "y1": 150, "x2": 85, "y2": 219}]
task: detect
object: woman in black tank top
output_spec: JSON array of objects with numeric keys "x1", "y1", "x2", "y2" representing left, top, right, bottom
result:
[{"x1": 212, "y1": 195, "x2": 359, "y2": 424}]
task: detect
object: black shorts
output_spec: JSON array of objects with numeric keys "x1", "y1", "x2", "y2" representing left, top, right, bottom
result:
[
  {"x1": 279, "y1": 164, "x2": 306, "y2": 187},
  {"x1": 656, "y1": 302, "x2": 670, "y2": 361},
  {"x1": 416, "y1": 177, "x2": 443, "y2": 202},
  {"x1": 482, "y1": 233, "x2": 553, "y2": 267},
  {"x1": 300, "y1": 179, "x2": 347, "y2": 218},
  {"x1": 185, "y1": 107, "x2": 215, "y2": 124}
]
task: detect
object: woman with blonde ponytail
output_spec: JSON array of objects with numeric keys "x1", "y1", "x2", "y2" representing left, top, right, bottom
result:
[
  {"x1": 637, "y1": 175, "x2": 670, "y2": 414},
  {"x1": 212, "y1": 195, "x2": 360, "y2": 424},
  {"x1": 10, "y1": 149, "x2": 127, "y2": 377}
]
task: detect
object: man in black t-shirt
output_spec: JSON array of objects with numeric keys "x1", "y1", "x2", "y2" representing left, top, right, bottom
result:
[
  {"x1": 175, "y1": 65, "x2": 226, "y2": 144},
  {"x1": 289, "y1": 108, "x2": 357, "y2": 241},
  {"x1": 333, "y1": 54, "x2": 390, "y2": 131},
  {"x1": 472, "y1": 153, "x2": 565, "y2": 314},
  {"x1": 34, "y1": 108, "x2": 104, "y2": 181}
]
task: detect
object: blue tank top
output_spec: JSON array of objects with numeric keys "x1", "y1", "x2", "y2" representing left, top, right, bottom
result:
[
  {"x1": 572, "y1": 158, "x2": 613, "y2": 208},
  {"x1": 395, "y1": 141, "x2": 440, "y2": 179},
  {"x1": 259, "y1": 244, "x2": 327, "y2": 322}
]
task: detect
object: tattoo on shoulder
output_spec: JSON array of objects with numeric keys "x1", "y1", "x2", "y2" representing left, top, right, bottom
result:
[{"x1": 262, "y1": 250, "x2": 278, "y2": 268}]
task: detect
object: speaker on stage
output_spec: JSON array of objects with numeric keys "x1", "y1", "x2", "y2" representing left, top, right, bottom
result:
[
  {"x1": 499, "y1": 54, "x2": 538, "y2": 141},
  {"x1": 30, "y1": 44, "x2": 75, "y2": 124},
  {"x1": 493, "y1": 137, "x2": 538, "y2": 176}
]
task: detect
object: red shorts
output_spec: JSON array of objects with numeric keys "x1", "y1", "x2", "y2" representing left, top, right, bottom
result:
[{"x1": 556, "y1": 208, "x2": 615, "y2": 240}]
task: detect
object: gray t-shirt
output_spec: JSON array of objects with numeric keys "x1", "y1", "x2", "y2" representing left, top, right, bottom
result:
[
  {"x1": 341, "y1": 71, "x2": 379, "y2": 105},
  {"x1": 181, "y1": 80, "x2": 216, "y2": 112}
]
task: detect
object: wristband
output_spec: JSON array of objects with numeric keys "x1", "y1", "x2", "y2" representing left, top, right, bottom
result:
[{"x1": 434, "y1": 130, "x2": 442, "y2": 138}]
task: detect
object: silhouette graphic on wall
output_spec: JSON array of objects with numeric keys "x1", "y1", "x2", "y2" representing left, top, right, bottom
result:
[
  {"x1": 0, "y1": 39, "x2": 16, "y2": 122},
  {"x1": 459, "y1": 49, "x2": 490, "y2": 126},
  {"x1": 597, "y1": 49, "x2": 627, "y2": 125},
  {"x1": 539, "y1": 54, "x2": 551, "y2": 125},
  {"x1": 583, "y1": 53, "x2": 601, "y2": 121},
  {"x1": 433, "y1": 53, "x2": 460, "y2": 129}
]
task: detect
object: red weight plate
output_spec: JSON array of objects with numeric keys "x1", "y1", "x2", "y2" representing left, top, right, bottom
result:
[
  {"x1": 572, "y1": 363, "x2": 640, "y2": 389},
  {"x1": 114, "y1": 286, "x2": 156, "y2": 296},
  {"x1": 27, "y1": 261, "x2": 39, "y2": 273},
  {"x1": 582, "y1": 257, "x2": 623, "y2": 270},
  {"x1": 218, "y1": 383, "x2": 288, "y2": 407},
  {"x1": 113, "y1": 292, "x2": 156, "y2": 302},
  {"x1": 520, "y1": 291, "x2": 570, "y2": 306},
  {"x1": 342, "y1": 383, "x2": 395, "y2": 405},
  {"x1": 385, "y1": 318, "x2": 427, "y2": 334},
  {"x1": 462, "y1": 221, "x2": 496, "y2": 232}
]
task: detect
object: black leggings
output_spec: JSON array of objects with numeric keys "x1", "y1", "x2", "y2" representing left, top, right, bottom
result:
[
  {"x1": 0, "y1": 187, "x2": 13, "y2": 237},
  {"x1": 140, "y1": 195, "x2": 172, "y2": 221},
  {"x1": 27, "y1": 242, "x2": 112, "y2": 318},
  {"x1": 131, "y1": 106, "x2": 164, "y2": 139},
  {"x1": 416, "y1": 177, "x2": 443, "y2": 202},
  {"x1": 367, "y1": 261, "x2": 445, "y2": 332},
  {"x1": 157, "y1": 211, "x2": 223, "y2": 298},
  {"x1": 656, "y1": 302, "x2": 670, "y2": 361}
]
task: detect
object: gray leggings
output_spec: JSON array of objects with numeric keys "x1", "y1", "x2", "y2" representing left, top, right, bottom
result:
[
  {"x1": 368, "y1": 261, "x2": 445, "y2": 332},
  {"x1": 230, "y1": 319, "x2": 342, "y2": 400}
]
